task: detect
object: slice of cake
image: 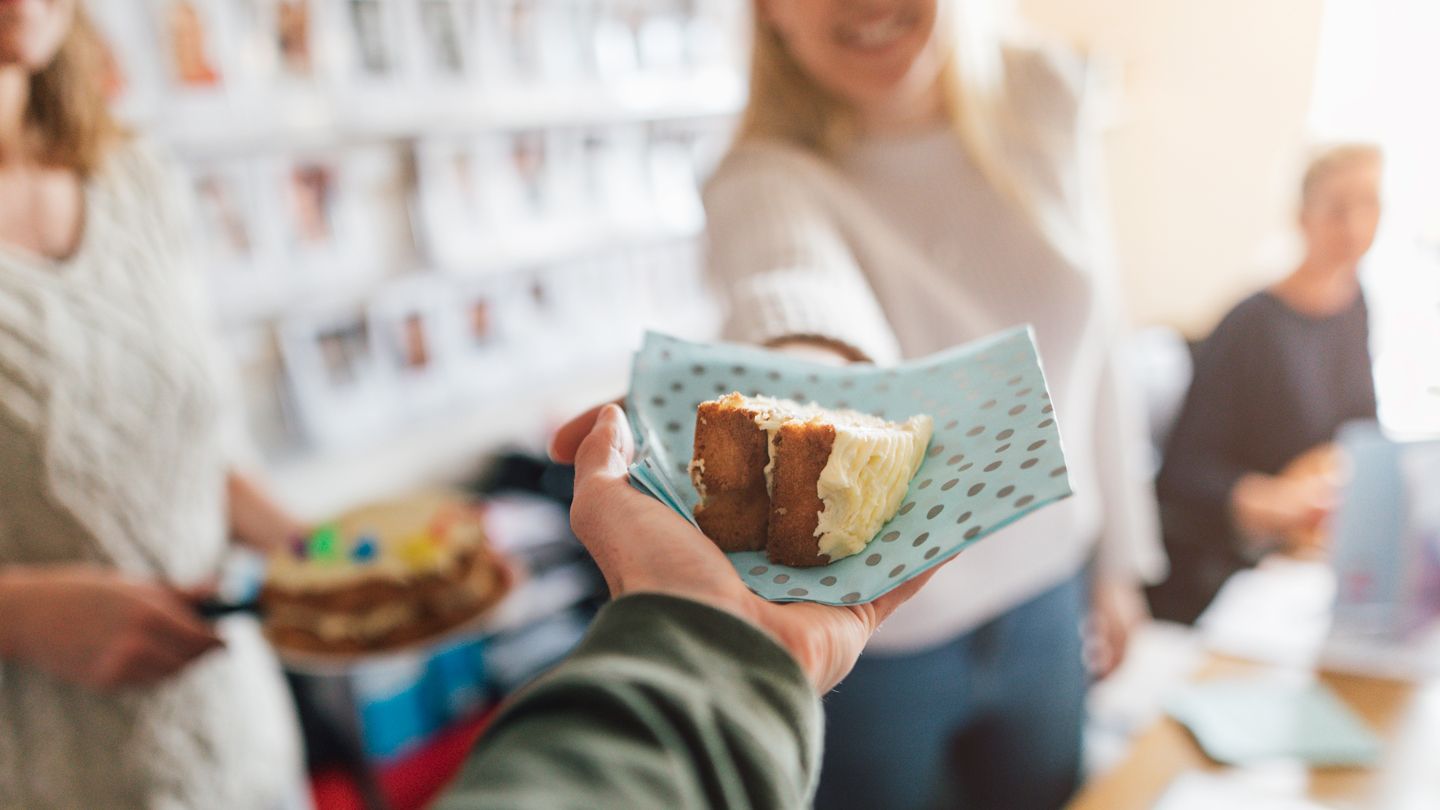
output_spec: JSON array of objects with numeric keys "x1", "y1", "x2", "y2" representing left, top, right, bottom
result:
[
  {"x1": 690, "y1": 393, "x2": 932, "y2": 567},
  {"x1": 261, "y1": 492, "x2": 508, "y2": 653}
]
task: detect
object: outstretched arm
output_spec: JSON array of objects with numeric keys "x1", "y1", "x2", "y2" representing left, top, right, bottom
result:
[
  {"x1": 435, "y1": 593, "x2": 820, "y2": 810},
  {"x1": 440, "y1": 405, "x2": 947, "y2": 809}
]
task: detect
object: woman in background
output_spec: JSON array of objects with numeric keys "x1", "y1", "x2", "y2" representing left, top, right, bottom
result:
[
  {"x1": 702, "y1": 1, "x2": 1166, "y2": 808},
  {"x1": 1148, "y1": 144, "x2": 1382, "y2": 624},
  {"x1": 0, "y1": 2, "x2": 306, "y2": 806}
]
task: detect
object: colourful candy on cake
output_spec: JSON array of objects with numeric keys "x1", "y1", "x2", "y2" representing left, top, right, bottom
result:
[{"x1": 261, "y1": 492, "x2": 507, "y2": 653}]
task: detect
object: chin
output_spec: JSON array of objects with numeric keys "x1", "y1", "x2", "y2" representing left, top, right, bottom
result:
[{"x1": 5, "y1": 43, "x2": 62, "y2": 70}]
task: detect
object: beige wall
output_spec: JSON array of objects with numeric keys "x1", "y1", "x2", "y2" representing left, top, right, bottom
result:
[{"x1": 1017, "y1": 0, "x2": 1327, "y2": 337}]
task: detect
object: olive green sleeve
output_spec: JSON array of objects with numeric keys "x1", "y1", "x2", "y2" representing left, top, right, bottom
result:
[{"x1": 435, "y1": 593, "x2": 822, "y2": 810}]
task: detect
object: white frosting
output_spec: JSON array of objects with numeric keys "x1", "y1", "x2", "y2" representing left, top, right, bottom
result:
[
  {"x1": 730, "y1": 394, "x2": 932, "y2": 561},
  {"x1": 688, "y1": 457, "x2": 707, "y2": 504},
  {"x1": 814, "y1": 414, "x2": 933, "y2": 560}
]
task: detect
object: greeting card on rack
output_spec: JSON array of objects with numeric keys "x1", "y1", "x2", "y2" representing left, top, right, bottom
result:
[
  {"x1": 415, "y1": 138, "x2": 489, "y2": 267},
  {"x1": 415, "y1": 0, "x2": 474, "y2": 78},
  {"x1": 268, "y1": 146, "x2": 395, "y2": 285},
  {"x1": 280, "y1": 307, "x2": 395, "y2": 449},
  {"x1": 224, "y1": 324, "x2": 302, "y2": 458},
  {"x1": 160, "y1": 0, "x2": 226, "y2": 88},
  {"x1": 192, "y1": 161, "x2": 261, "y2": 267},
  {"x1": 344, "y1": 0, "x2": 403, "y2": 79},
  {"x1": 274, "y1": 0, "x2": 315, "y2": 78}
]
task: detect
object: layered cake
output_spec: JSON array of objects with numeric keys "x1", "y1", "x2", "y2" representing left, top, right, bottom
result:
[
  {"x1": 690, "y1": 393, "x2": 932, "y2": 567},
  {"x1": 261, "y1": 492, "x2": 509, "y2": 653}
]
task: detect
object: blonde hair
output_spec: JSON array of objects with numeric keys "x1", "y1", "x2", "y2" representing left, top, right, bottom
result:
[
  {"x1": 27, "y1": 9, "x2": 124, "y2": 177},
  {"x1": 1301, "y1": 143, "x2": 1382, "y2": 208},
  {"x1": 735, "y1": 1, "x2": 1026, "y2": 208}
]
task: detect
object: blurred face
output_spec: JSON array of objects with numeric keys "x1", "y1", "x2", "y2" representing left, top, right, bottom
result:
[
  {"x1": 761, "y1": 0, "x2": 945, "y2": 113},
  {"x1": 0, "y1": 0, "x2": 75, "y2": 71},
  {"x1": 1300, "y1": 161, "x2": 1382, "y2": 268}
]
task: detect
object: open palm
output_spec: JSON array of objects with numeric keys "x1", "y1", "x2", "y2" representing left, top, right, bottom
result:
[{"x1": 553, "y1": 404, "x2": 946, "y2": 692}]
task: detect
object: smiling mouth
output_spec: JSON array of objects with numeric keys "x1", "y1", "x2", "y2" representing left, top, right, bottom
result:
[{"x1": 835, "y1": 9, "x2": 920, "y2": 52}]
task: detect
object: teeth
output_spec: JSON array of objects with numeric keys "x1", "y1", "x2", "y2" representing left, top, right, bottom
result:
[{"x1": 843, "y1": 15, "x2": 910, "y2": 49}]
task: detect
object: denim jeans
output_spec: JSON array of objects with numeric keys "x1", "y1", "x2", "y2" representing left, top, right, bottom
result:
[{"x1": 814, "y1": 572, "x2": 1087, "y2": 810}]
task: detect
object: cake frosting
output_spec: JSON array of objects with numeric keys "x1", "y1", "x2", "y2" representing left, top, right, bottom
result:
[
  {"x1": 690, "y1": 393, "x2": 932, "y2": 565},
  {"x1": 813, "y1": 414, "x2": 932, "y2": 560}
]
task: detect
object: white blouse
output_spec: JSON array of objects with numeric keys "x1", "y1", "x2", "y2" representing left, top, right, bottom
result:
[
  {"x1": 0, "y1": 142, "x2": 303, "y2": 808},
  {"x1": 703, "y1": 45, "x2": 1166, "y2": 651}
]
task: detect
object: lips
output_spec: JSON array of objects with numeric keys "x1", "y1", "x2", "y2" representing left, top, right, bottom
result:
[{"x1": 835, "y1": 10, "x2": 919, "y2": 52}]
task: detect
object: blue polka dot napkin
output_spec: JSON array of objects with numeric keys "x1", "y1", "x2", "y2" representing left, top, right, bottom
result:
[{"x1": 625, "y1": 326, "x2": 1073, "y2": 605}]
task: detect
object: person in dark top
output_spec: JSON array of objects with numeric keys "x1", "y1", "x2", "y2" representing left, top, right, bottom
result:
[{"x1": 1149, "y1": 144, "x2": 1383, "y2": 624}]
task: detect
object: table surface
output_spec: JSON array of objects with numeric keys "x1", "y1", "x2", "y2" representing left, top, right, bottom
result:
[{"x1": 1067, "y1": 656, "x2": 1440, "y2": 810}]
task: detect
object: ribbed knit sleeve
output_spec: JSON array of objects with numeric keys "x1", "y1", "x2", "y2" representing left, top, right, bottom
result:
[
  {"x1": 702, "y1": 144, "x2": 902, "y2": 365},
  {"x1": 437, "y1": 594, "x2": 821, "y2": 810}
]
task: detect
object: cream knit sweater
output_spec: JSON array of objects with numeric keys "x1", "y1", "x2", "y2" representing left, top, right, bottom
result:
[
  {"x1": 0, "y1": 142, "x2": 303, "y2": 808},
  {"x1": 703, "y1": 46, "x2": 1166, "y2": 651}
]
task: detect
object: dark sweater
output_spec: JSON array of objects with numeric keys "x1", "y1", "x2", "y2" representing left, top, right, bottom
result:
[
  {"x1": 436, "y1": 593, "x2": 821, "y2": 810},
  {"x1": 1149, "y1": 290, "x2": 1377, "y2": 622}
]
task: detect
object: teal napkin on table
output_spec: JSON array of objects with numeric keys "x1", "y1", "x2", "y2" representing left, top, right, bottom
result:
[
  {"x1": 1166, "y1": 678, "x2": 1383, "y2": 767},
  {"x1": 623, "y1": 326, "x2": 1073, "y2": 605}
]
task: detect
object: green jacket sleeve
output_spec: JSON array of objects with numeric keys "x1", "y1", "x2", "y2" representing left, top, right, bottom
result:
[{"x1": 435, "y1": 593, "x2": 822, "y2": 810}]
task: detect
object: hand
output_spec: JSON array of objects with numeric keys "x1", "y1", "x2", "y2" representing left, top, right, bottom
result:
[
  {"x1": 765, "y1": 336, "x2": 867, "y2": 365},
  {"x1": 0, "y1": 566, "x2": 224, "y2": 690},
  {"x1": 227, "y1": 471, "x2": 310, "y2": 553},
  {"x1": 551, "y1": 404, "x2": 947, "y2": 692},
  {"x1": 1279, "y1": 443, "x2": 1341, "y2": 481},
  {"x1": 1276, "y1": 445, "x2": 1344, "y2": 558},
  {"x1": 1230, "y1": 472, "x2": 1335, "y2": 546},
  {"x1": 1086, "y1": 578, "x2": 1148, "y2": 679}
]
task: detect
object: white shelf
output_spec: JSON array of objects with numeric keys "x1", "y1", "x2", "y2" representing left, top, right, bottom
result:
[
  {"x1": 267, "y1": 360, "x2": 628, "y2": 521},
  {"x1": 149, "y1": 72, "x2": 745, "y2": 157},
  {"x1": 431, "y1": 215, "x2": 704, "y2": 277},
  {"x1": 210, "y1": 218, "x2": 702, "y2": 328}
]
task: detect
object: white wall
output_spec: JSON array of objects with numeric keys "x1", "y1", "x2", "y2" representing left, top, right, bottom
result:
[{"x1": 1017, "y1": 0, "x2": 1327, "y2": 338}]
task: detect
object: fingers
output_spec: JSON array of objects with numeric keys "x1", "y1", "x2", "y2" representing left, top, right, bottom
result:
[
  {"x1": 1088, "y1": 615, "x2": 1126, "y2": 680},
  {"x1": 170, "y1": 578, "x2": 219, "y2": 604},
  {"x1": 102, "y1": 637, "x2": 203, "y2": 688},
  {"x1": 866, "y1": 563, "x2": 944, "y2": 629},
  {"x1": 135, "y1": 589, "x2": 226, "y2": 658},
  {"x1": 94, "y1": 620, "x2": 222, "y2": 689},
  {"x1": 548, "y1": 398, "x2": 624, "y2": 464},
  {"x1": 151, "y1": 613, "x2": 225, "y2": 660}
]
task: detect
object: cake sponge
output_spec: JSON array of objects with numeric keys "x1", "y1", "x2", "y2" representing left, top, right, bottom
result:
[{"x1": 690, "y1": 393, "x2": 932, "y2": 566}]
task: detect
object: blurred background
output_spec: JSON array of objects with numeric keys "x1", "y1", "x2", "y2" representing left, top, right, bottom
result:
[
  {"x1": 83, "y1": 0, "x2": 1438, "y2": 521},
  {"x1": 14, "y1": 0, "x2": 1440, "y2": 808},
  {"x1": 88, "y1": 0, "x2": 742, "y2": 518}
]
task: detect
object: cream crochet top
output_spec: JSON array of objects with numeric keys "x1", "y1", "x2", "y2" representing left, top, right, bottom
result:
[{"x1": 0, "y1": 142, "x2": 303, "y2": 808}]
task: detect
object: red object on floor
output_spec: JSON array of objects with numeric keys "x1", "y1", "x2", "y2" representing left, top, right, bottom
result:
[{"x1": 310, "y1": 705, "x2": 499, "y2": 810}]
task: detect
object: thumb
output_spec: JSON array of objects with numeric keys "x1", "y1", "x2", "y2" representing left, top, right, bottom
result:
[
  {"x1": 169, "y1": 578, "x2": 220, "y2": 605},
  {"x1": 866, "y1": 559, "x2": 949, "y2": 628},
  {"x1": 572, "y1": 404, "x2": 635, "y2": 491},
  {"x1": 570, "y1": 405, "x2": 637, "y2": 537},
  {"x1": 568, "y1": 405, "x2": 639, "y2": 594}
]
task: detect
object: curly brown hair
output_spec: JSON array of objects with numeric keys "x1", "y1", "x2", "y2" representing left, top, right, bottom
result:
[{"x1": 26, "y1": 10, "x2": 123, "y2": 177}]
